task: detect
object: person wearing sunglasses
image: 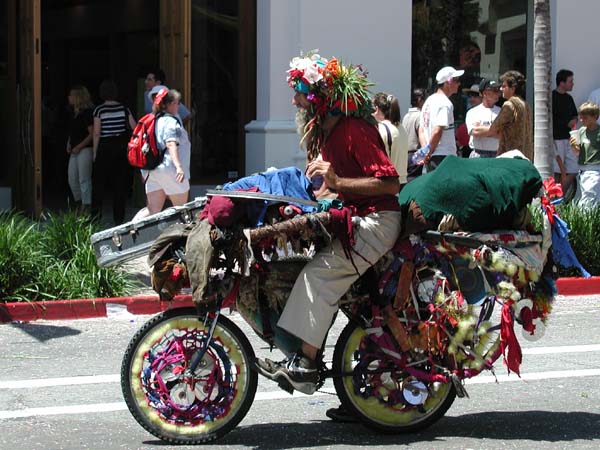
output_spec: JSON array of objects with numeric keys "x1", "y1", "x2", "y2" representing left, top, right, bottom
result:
[{"x1": 465, "y1": 79, "x2": 501, "y2": 158}]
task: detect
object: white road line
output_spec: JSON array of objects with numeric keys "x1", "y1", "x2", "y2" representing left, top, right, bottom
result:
[
  {"x1": 464, "y1": 368, "x2": 600, "y2": 384},
  {"x1": 1, "y1": 368, "x2": 599, "y2": 420},
  {"x1": 0, "y1": 374, "x2": 120, "y2": 390},
  {"x1": 0, "y1": 402, "x2": 127, "y2": 419},
  {"x1": 0, "y1": 343, "x2": 598, "y2": 390},
  {"x1": 522, "y1": 344, "x2": 600, "y2": 355}
]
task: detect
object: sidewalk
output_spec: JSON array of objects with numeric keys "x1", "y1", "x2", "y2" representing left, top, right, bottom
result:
[{"x1": 1, "y1": 266, "x2": 598, "y2": 323}]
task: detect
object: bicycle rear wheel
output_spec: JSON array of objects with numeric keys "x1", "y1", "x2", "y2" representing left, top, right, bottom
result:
[{"x1": 332, "y1": 321, "x2": 455, "y2": 433}]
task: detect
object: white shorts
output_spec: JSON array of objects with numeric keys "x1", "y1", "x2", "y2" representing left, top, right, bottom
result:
[
  {"x1": 143, "y1": 167, "x2": 190, "y2": 195},
  {"x1": 554, "y1": 139, "x2": 579, "y2": 174},
  {"x1": 576, "y1": 169, "x2": 600, "y2": 208}
]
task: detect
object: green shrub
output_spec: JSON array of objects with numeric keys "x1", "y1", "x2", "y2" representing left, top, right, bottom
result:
[
  {"x1": 529, "y1": 203, "x2": 600, "y2": 277},
  {"x1": 0, "y1": 211, "x2": 140, "y2": 302},
  {"x1": 0, "y1": 212, "x2": 49, "y2": 301},
  {"x1": 555, "y1": 204, "x2": 600, "y2": 276}
]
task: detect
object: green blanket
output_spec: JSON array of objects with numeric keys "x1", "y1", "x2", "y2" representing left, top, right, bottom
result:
[{"x1": 398, "y1": 156, "x2": 542, "y2": 231}]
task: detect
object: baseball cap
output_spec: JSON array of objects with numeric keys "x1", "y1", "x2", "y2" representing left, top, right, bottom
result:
[
  {"x1": 148, "y1": 84, "x2": 168, "y2": 102},
  {"x1": 436, "y1": 66, "x2": 465, "y2": 84},
  {"x1": 463, "y1": 84, "x2": 480, "y2": 95},
  {"x1": 479, "y1": 79, "x2": 499, "y2": 92}
]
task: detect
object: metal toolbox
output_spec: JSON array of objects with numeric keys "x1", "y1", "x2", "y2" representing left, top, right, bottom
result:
[{"x1": 91, "y1": 197, "x2": 206, "y2": 267}]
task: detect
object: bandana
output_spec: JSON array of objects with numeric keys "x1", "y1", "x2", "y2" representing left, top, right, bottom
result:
[{"x1": 153, "y1": 87, "x2": 169, "y2": 106}]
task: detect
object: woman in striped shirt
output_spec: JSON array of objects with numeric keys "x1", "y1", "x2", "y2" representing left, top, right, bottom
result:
[{"x1": 92, "y1": 79, "x2": 136, "y2": 224}]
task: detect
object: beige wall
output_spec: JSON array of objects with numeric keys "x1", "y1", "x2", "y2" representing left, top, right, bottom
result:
[
  {"x1": 246, "y1": 0, "x2": 412, "y2": 175},
  {"x1": 552, "y1": 0, "x2": 600, "y2": 108}
]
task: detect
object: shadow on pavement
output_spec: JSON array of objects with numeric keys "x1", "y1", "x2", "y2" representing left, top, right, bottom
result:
[
  {"x1": 10, "y1": 322, "x2": 82, "y2": 342},
  {"x1": 134, "y1": 410, "x2": 600, "y2": 448}
]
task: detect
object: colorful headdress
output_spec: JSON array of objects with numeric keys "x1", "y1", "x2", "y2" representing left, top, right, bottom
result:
[
  {"x1": 287, "y1": 51, "x2": 375, "y2": 161},
  {"x1": 286, "y1": 50, "x2": 374, "y2": 119}
]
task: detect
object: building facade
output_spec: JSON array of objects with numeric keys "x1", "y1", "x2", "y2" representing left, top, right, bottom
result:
[{"x1": 2, "y1": 0, "x2": 599, "y2": 215}]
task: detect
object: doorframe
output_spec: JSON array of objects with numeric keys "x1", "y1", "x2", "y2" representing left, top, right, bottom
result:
[
  {"x1": 16, "y1": 0, "x2": 42, "y2": 217},
  {"x1": 159, "y1": 0, "x2": 191, "y2": 105}
]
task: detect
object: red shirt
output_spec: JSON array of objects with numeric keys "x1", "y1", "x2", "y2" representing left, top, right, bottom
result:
[{"x1": 321, "y1": 117, "x2": 400, "y2": 216}]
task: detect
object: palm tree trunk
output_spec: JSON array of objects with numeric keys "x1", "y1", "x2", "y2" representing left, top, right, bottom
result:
[{"x1": 533, "y1": 0, "x2": 553, "y2": 179}]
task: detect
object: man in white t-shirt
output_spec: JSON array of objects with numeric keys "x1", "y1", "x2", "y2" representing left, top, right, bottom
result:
[
  {"x1": 419, "y1": 66, "x2": 464, "y2": 171},
  {"x1": 465, "y1": 79, "x2": 501, "y2": 158}
]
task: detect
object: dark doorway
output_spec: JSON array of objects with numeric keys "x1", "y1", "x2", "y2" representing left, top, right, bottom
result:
[{"x1": 41, "y1": 0, "x2": 159, "y2": 210}]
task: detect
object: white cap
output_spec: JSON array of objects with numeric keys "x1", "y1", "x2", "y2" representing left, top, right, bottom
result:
[
  {"x1": 148, "y1": 84, "x2": 168, "y2": 101},
  {"x1": 435, "y1": 66, "x2": 465, "y2": 84},
  {"x1": 463, "y1": 84, "x2": 480, "y2": 95}
]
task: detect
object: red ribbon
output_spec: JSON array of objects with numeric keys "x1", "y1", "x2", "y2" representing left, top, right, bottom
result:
[
  {"x1": 500, "y1": 300, "x2": 522, "y2": 376},
  {"x1": 540, "y1": 177, "x2": 563, "y2": 225},
  {"x1": 153, "y1": 87, "x2": 169, "y2": 106},
  {"x1": 520, "y1": 307, "x2": 536, "y2": 334},
  {"x1": 543, "y1": 177, "x2": 563, "y2": 199}
]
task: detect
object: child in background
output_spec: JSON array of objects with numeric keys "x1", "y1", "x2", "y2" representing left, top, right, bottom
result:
[{"x1": 570, "y1": 102, "x2": 600, "y2": 207}]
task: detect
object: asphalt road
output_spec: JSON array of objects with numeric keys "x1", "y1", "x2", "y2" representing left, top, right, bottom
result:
[{"x1": 0, "y1": 294, "x2": 599, "y2": 450}]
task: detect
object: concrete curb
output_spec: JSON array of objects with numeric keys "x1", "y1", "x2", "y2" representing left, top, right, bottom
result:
[
  {"x1": 0, "y1": 295, "x2": 193, "y2": 324},
  {"x1": 1, "y1": 277, "x2": 599, "y2": 324},
  {"x1": 555, "y1": 276, "x2": 600, "y2": 296}
]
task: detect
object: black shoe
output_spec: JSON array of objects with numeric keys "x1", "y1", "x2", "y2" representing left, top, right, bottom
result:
[
  {"x1": 326, "y1": 405, "x2": 358, "y2": 423},
  {"x1": 255, "y1": 353, "x2": 318, "y2": 395}
]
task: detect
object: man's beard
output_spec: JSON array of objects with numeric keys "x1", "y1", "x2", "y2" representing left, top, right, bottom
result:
[{"x1": 295, "y1": 107, "x2": 312, "y2": 137}]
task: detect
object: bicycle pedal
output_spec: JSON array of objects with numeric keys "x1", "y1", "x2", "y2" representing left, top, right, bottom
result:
[
  {"x1": 277, "y1": 378, "x2": 295, "y2": 395},
  {"x1": 451, "y1": 373, "x2": 469, "y2": 398}
]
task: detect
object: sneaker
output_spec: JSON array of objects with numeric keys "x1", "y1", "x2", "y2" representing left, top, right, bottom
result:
[
  {"x1": 325, "y1": 405, "x2": 358, "y2": 423},
  {"x1": 255, "y1": 353, "x2": 318, "y2": 395}
]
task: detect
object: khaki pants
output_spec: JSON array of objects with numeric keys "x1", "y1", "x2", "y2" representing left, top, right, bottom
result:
[{"x1": 277, "y1": 210, "x2": 402, "y2": 349}]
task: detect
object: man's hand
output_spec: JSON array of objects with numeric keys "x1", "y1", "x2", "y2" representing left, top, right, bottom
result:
[
  {"x1": 306, "y1": 160, "x2": 339, "y2": 191},
  {"x1": 569, "y1": 137, "x2": 581, "y2": 153}
]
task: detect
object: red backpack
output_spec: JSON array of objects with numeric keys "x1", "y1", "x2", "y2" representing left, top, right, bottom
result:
[{"x1": 127, "y1": 112, "x2": 166, "y2": 170}]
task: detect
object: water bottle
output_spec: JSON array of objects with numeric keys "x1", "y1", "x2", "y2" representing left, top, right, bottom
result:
[{"x1": 411, "y1": 145, "x2": 430, "y2": 165}]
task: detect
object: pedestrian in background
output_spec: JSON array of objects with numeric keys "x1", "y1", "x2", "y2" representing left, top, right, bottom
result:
[
  {"x1": 570, "y1": 102, "x2": 600, "y2": 208},
  {"x1": 92, "y1": 79, "x2": 137, "y2": 225},
  {"x1": 66, "y1": 85, "x2": 94, "y2": 214},
  {"x1": 143, "y1": 68, "x2": 193, "y2": 125},
  {"x1": 402, "y1": 88, "x2": 427, "y2": 180},
  {"x1": 552, "y1": 69, "x2": 578, "y2": 193},
  {"x1": 419, "y1": 66, "x2": 463, "y2": 171},
  {"x1": 132, "y1": 88, "x2": 191, "y2": 221},
  {"x1": 372, "y1": 92, "x2": 408, "y2": 185},
  {"x1": 463, "y1": 83, "x2": 483, "y2": 110},
  {"x1": 588, "y1": 86, "x2": 600, "y2": 125},
  {"x1": 488, "y1": 70, "x2": 533, "y2": 161},
  {"x1": 465, "y1": 79, "x2": 501, "y2": 158}
]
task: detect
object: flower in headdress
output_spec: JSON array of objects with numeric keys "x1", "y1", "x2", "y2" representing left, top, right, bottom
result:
[
  {"x1": 286, "y1": 50, "x2": 374, "y2": 120},
  {"x1": 287, "y1": 52, "x2": 327, "y2": 92}
]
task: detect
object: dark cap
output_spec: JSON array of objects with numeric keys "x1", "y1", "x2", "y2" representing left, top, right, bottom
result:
[{"x1": 479, "y1": 79, "x2": 499, "y2": 92}]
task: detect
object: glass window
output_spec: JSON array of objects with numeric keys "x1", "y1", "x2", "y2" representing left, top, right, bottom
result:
[
  {"x1": 0, "y1": 0, "x2": 7, "y2": 77},
  {"x1": 412, "y1": 0, "x2": 528, "y2": 125},
  {"x1": 190, "y1": 0, "x2": 240, "y2": 184}
]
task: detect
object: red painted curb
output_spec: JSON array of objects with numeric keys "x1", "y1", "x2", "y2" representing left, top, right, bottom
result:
[
  {"x1": 556, "y1": 276, "x2": 600, "y2": 296},
  {"x1": 0, "y1": 295, "x2": 193, "y2": 323},
  {"x1": 1, "y1": 276, "x2": 598, "y2": 323}
]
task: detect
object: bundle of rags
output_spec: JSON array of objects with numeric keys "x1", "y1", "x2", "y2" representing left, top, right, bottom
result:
[{"x1": 399, "y1": 155, "x2": 542, "y2": 236}]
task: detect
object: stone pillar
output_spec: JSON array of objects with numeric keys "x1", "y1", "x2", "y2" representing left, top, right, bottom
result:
[{"x1": 246, "y1": 0, "x2": 412, "y2": 175}]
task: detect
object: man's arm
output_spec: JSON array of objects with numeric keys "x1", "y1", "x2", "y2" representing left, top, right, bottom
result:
[
  {"x1": 471, "y1": 124, "x2": 499, "y2": 137},
  {"x1": 306, "y1": 160, "x2": 399, "y2": 196},
  {"x1": 417, "y1": 124, "x2": 427, "y2": 147},
  {"x1": 488, "y1": 102, "x2": 513, "y2": 135},
  {"x1": 92, "y1": 116, "x2": 101, "y2": 161}
]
